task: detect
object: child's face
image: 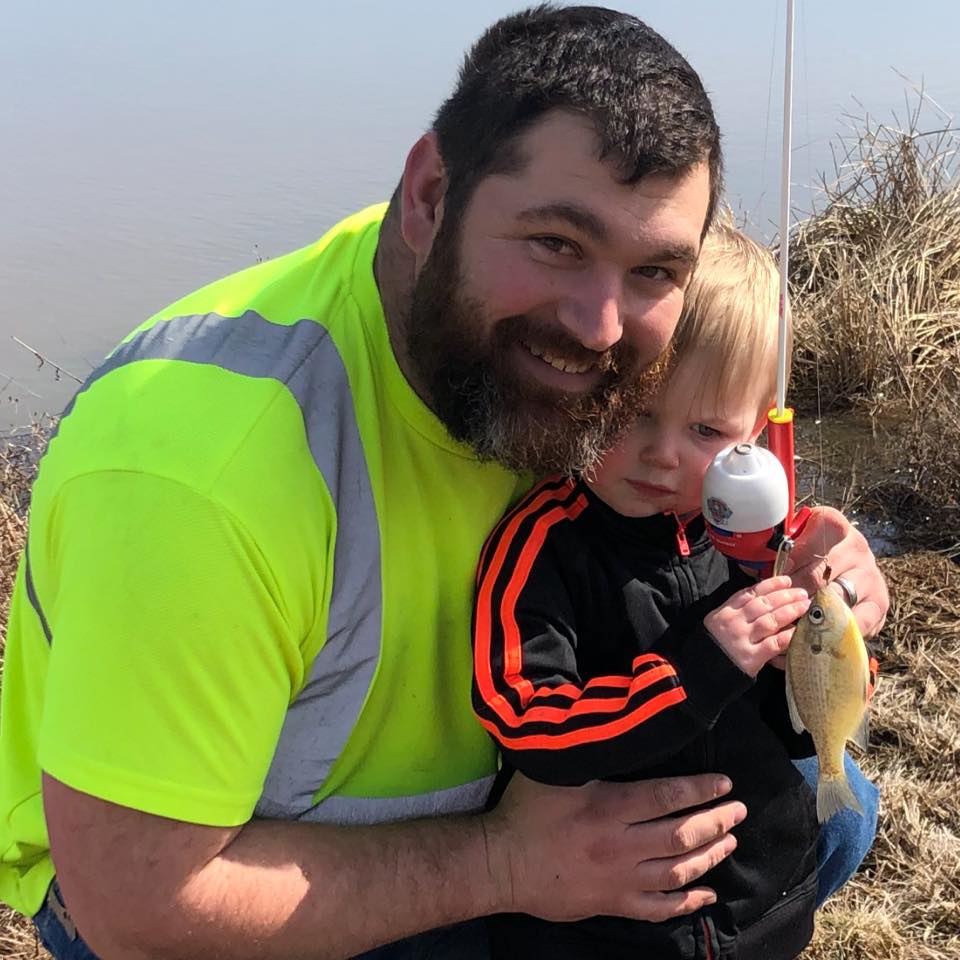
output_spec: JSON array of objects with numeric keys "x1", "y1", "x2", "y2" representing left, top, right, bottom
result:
[{"x1": 586, "y1": 352, "x2": 768, "y2": 518}]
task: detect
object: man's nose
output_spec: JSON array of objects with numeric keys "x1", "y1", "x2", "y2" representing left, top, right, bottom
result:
[{"x1": 555, "y1": 272, "x2": 623, "y2": 353}]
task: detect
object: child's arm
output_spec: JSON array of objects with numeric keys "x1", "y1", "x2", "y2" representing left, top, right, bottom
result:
[{"x1": 472, "y1": 511, "x2": 808, "y2": 786}]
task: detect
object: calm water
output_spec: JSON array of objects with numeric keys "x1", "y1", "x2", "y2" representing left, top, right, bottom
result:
[{"x1": 3, "y1": 0, "x2": 959, "y2": 430}]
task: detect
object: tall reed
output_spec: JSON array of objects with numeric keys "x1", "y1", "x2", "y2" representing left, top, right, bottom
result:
[{"x1": 786, "y1": 94, "x2": 960, "y2": 413}]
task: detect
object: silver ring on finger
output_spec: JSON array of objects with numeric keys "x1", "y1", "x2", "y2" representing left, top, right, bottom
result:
[{"x1": 833, "y1": 576, "x2": 858, "y2": 608}]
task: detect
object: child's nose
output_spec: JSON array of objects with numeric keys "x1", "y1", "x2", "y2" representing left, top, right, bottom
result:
[{"x1": 640, "y1": 431, "x2": 680, "y2": 470}]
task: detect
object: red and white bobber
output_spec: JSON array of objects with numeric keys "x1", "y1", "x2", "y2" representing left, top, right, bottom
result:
[{"x1": 702, "y1": 442, "x2": 792, "y2": 575}]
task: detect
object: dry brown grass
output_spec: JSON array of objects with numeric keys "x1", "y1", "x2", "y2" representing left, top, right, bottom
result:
[
  {"x1": 0, "y1": 909, "x2": 48, "y2": 960},
  {"x1": 780, "y1": 92, "x2": 960, "y2": 563},
  {"x1": 0, "y1": 425, "x2": 45, "y2": 651},
  {"x1": 787, "y1": 95, "x2": 960, "y2": 415}
]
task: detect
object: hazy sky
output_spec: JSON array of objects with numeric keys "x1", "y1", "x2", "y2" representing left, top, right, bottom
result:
[{"x1": 2, "y1": 1, "x2": 958, "y2": 423}]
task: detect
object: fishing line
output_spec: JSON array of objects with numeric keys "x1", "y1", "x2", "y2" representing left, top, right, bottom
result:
[
  {"x1": 793, "y1": 0, "x2": 829, "y2": 566},
  {"x1": 798, "y1": 0, "x2": 815, "y2": 220},
  {"x1": 704, "y1": 0, "x2": 814, "y2": 580},
  {"x1": 760, "y1": 2, "x2": 781, "y2": 230},
  {"x1": 816, "y1": 328, "x2": 827, "y2": 565},
  {"x1": 798, "y1": 3, "x2": 829, "y2": 569}
]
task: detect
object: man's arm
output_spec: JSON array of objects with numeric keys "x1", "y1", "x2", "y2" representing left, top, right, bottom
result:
[{"x1": 45, "y1": 771, "x2": 745, "y2": 960}]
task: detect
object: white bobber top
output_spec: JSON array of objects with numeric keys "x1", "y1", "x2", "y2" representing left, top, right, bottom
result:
[{"x1": 701, "y1": 442, "x2": 790, "y2": 533}]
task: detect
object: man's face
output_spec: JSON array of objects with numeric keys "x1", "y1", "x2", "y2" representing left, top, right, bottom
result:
[{"x1": 406, "y1": 110, "x2": 712, "y2": 475}]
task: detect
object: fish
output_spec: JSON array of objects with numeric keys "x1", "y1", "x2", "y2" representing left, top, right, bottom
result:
[{"x1": 785, "y1": 583, "x2": 871, "y2": 823}]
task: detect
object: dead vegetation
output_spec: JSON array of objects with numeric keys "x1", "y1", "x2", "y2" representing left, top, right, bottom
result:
[
  {"x1": 786, "y1": 93, "x2": 960, "y2": 560},
  {"x1": 787, "y1": 95, "x2": 960, "y2": 415},
  {"x1": 0, "y1": 425, "x2": 45, "y2": 642}
]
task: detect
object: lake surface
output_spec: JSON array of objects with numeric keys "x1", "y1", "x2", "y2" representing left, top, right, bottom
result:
[{"x1": 2, "y1": 0, "x2": 959, "y2": 429}]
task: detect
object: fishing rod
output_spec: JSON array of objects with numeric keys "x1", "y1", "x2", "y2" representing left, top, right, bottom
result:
[
  {"x1": 701, "y1": 0, "x2": 810, "y2": 575},
  {"x1": 766, "y1": 0, "x2": 811, "y2": 553}
]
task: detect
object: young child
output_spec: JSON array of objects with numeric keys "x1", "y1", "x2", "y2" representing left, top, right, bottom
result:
[{"x1": 473, "y1": 223, "x2": 820, "y2": 960}]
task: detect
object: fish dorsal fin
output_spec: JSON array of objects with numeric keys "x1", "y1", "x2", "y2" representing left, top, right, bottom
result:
[
  {"x1": 849, "y1": 710, "x2": 870, "y2": 753},
  {"x1": 785, "y1": 660, "x2": 806, "y2": 735}
]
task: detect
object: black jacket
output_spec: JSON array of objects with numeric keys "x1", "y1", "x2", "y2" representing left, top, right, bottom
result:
[{"x1": 473, "y1": 477, "x2": 819, "y2": 960}]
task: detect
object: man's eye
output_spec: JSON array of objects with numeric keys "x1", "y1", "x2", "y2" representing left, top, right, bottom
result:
[
  {"x1": 533, "y1": 235, "x2": 576, "y2": 256},
  {"x1": 693, "y1": 423, "x2": 721, "y2": 438},
  {"x1": 632, "y1": 265, "x2": 673, "y2": 281}
]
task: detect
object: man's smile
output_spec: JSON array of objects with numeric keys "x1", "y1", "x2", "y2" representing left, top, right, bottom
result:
[
  {"x1": 512, "y1": 339, "x2": 606, "y2": 395},
  {"x1": 523, "y1": 340, "x2": 597, "y2": 375}
]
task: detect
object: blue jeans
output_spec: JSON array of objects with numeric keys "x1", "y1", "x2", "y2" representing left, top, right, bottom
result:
[
  {"x1": 794, "y1": 753, "x2": 880, "y2": 907},
  {"x1": 33, "y1": 756, "x2": 879, "y2": 960},
  {"x1": 32, "y1": 882, "x2": 100, "y2": 960}
]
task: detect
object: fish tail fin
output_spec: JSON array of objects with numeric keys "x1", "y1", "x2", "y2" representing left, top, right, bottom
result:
[{"x1": 817, "y1": 771, "x2": 864, "y2": 823}]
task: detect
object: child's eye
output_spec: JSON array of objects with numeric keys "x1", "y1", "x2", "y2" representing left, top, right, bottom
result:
[{"x1": 693, "y1": 423, "x2": 721, "y2": 438}]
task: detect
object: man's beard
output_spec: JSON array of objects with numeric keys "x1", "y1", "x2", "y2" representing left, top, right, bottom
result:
[{"x1": 405, "y1": 221, "x2": 672, "y2": 476}]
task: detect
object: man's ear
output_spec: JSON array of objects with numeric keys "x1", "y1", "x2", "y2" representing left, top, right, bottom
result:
[{"x1": 399, "y1": 132, "x2": 447, "y2": 271}]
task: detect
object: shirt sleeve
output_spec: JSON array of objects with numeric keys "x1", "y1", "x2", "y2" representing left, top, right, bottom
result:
[
  {"x1": 36, "y1": 469, "x2": 308, "y2": 826},
  {"x1": 471, "y1": 489, "x2": 753, "y2": 787}
]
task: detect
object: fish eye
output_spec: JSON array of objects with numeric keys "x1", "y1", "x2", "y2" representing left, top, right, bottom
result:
[{"x1": 808, "y1": 605, "x2": 825, "y2": 624}]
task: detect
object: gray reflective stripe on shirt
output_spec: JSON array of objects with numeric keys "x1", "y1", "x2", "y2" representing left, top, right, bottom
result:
[
  {"x1": 50, "y1": 310, "x2": 383, "y2": 818},
  {"x1": 24, "y1": 541, "x2": 53, "y2": 644},
  {"x1": 259, "y1": 774, "x2": 496, "y2": 825}
]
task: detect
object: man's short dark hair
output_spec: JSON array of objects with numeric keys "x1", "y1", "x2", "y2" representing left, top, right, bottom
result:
[{"x1": 433, "y1": 4, "x2": 722, "y2": 230}]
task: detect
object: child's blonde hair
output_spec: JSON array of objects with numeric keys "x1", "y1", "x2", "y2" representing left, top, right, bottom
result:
[{"x1": 671, "y1": 218, "x2": 788, "y2": 417}]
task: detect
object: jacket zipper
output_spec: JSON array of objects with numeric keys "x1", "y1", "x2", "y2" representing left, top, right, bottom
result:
[
  {"x1": 668, "y1": 511, "x2": 692, "y2": 558},
  {"x1": 668, "y1": 511, "x2": 714, "y2": 768}
]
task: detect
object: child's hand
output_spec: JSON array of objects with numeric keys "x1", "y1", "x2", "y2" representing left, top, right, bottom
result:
[{"x1": 704, "y1": 576, "x2": 811, "y2": 677}]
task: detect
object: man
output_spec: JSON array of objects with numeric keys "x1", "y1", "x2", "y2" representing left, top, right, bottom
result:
[{"x1": 0, "y1": 7, "x2": 885, "y2": 960}]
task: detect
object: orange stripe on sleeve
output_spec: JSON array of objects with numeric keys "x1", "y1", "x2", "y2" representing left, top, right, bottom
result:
[
  {"x1": 477, "y1": 687, "x2": 688, "y2": 750},
  {"x1": 499, "y1": 495, "x2": 589, "y2": 707},
  {"x1": 474, "y1": 480, "x2": 578, "y2": 711},
  {"x1": 502, "y1": 663, "x2": 678, "y2": 725}
]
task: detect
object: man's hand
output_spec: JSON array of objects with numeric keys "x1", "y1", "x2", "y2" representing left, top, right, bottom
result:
[
  {"x1": 786, "y1": 505, "x2": 889, "y2": 638},
  {"x1": 483, "y1": 771, "x2": 746, "y2": 923},
  {"x1": 704, "y1": 576, "x2": 811, "y2": 677}
]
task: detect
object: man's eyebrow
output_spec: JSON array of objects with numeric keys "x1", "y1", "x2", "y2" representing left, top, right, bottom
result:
[
  {"x1": 515, "y1": 202, "x2": 609, "y2": 243},
  {"x1": 516, "y1": 203, "x2": 700, "y2": 265},
  {"x1": 646, "y1": 242, "x2": 700, "y2": 266}
]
